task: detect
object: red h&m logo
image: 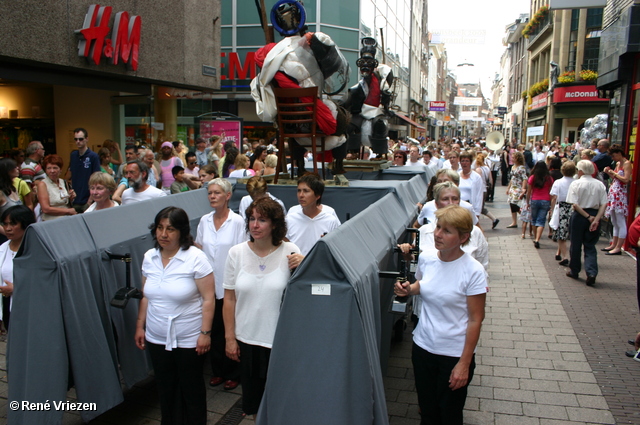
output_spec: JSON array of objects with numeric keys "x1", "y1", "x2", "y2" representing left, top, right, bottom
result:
[{"x1": 75, "y1": 4, "x2": 141, "y2": 71}]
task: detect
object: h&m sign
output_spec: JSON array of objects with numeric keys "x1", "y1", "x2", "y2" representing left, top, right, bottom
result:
[{"x1": 75, "y1": 4, "x2": 141, "y2": 71}]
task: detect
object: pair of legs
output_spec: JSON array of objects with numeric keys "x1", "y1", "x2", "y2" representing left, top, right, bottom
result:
[
  {"x1": 530, "y1": 200, "x2": 551, "y2": 245},
  {"x1": 568, "y1": 209, "x2": 600, "y2": 278},
  {"x1": 509, "y1": 203, "x2": 520, "y2": 227},
  {"x1": 604, "y1": 210, "x2": 627, "y2": 254},
  {"x1": 210, "y1": 298, "x2": 240, "y2": 387},
  {"x1": 237, "y1": 340, "x2": 271, "y2": 418},
  {"x1": 147, "y1": 342, "x2": 207, "y2": 425},
  {"x1": 412, "y1": 343, "x2": 475, "y2": 425}
]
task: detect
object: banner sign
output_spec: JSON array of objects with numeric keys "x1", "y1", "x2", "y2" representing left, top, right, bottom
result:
[
  {"x1": 529, "y1": 92, "x2": 548, "y2": 111},
  {"x1": 454, "y1": 97, "x2": 483, "y2": 106},
  {"x1": 429, "y1": 101, "x2": 446, "y2": 111},
  {"x1": 527, "y1": 126, "x2": 545, "y2": 136},
  {"x1": 199, "y1": 120, "x2": 242, "y2": 150},
  {"x1": 553, "y1": 85, "x2": 608, "y2": 103}
]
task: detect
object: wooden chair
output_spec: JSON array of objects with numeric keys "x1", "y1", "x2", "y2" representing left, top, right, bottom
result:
[{"x1": 272, "y1": 86, "x2": 326, "y2": 183}]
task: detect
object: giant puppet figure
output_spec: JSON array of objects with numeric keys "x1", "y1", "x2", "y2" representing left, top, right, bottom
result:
[
  {"x1": 251, "y1": 0, "x2": 350, "y2": 175},
  {"x1": 345, "y1": 37, "x2": 394, "y2": 156}
]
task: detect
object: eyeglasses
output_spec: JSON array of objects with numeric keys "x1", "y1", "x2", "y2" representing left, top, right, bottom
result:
[
  {"x1": 74, "y1": 138, "x2": 85, "y2": 141},
  {"x1": 188, "y1": 162, "x2": 196, "y2": 165},
  {"x1": 394, "y1": 155, "x2": 403, "y2": 158}
]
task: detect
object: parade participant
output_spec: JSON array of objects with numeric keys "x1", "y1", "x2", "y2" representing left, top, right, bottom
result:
[
  {"x1": 195, "y1": 178, "x2": 247, "y2": 391},
  {"x1": 565, "y1": 160, "x2": 607, "y2": 286},
  {"x1": 85, "y1": 172, "x2": 119, "y2": 212},
  {"x1": 238, "y1": 176, "x2": 287, "y2": 220},
  {"x1": 416, "y1": 169, "x2": 478, "y2": 226},
  {"x1": 37, "y1": 155, "x2": 77, "y2": 221},
  {"x1": 223, "y1": 197, "x2": 300, "y2": 418},
  {"x1": 251, "y1": 0, "x2": 350, "y2": 175},
  {"x1": 286, "y1": 173, "x2": 340, "y2": 261},
  {"x1": 121, "y1": 161, "x2": 167, "y2": 205},
  {"x1": 395, "y1": 205, "x2": 487, "y2": 425},
  {"x1": 0, "y1": 205, "x2": 36, "y2": 330},
  {"x1": 135, "y1": 207, "x2": 214, "y2": 425},
  {"x1": 602, "y1": 147, "x2": 632, "y2": 255},
  {"x1": 344, "y1": 37, "x2": 394, "y2": 158},
  {"x1": 68, "y1": 128, "x2": 101, "y2": 212},
  {"x1": 392, "y1": 150, "x2": 407, "y2": 166},
  {"x1": 458, "y1": 151, "x2": 484, "y2": 220}
]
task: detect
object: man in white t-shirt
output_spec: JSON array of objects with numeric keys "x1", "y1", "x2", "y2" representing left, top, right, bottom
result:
[
  {"x1": 405, "y1": 145, "x2": 426, "y2": 168},
  {"x1": 286, "y1": 174, "x2": 340, "y2": 266},
  {"x1": 121, "y1": 160, "x2": 167, "y2": 205}
]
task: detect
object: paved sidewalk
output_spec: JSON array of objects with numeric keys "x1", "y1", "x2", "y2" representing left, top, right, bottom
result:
[{"x1": 386, "y1": 188, "x2": 637, "y2": 424}]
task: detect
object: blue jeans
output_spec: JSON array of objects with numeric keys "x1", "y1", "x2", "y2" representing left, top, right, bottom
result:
[{"x1": 530, "y1": 200, "x2": 550, "y2": 227}]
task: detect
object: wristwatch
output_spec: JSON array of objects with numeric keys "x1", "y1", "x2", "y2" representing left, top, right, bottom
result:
[{"x1": 200, "y1": 330, "x2": 211, "y2": 335}]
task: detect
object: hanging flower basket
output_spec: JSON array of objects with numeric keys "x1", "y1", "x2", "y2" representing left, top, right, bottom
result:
[
  {"x1": 579, "y1": 69, "x2": 598, "y2": 82},
  {"x1": 522, "y1": 5, "x2": 550, "y2": 38}
]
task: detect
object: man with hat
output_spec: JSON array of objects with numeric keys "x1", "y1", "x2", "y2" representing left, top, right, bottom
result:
[
  {"x1": 158, "y1": 141, "x2": 183, "y2": 192},
  {"x1": 194, "y1": 137, "x2": 210, "y2": 168},
  {"x1": 344, "y1": 37, "x2": 394, "y2": 158}
]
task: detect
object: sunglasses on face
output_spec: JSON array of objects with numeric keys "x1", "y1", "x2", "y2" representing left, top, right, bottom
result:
[{"x1": 74, "y1": 138, "x2": 85, "y2": 141}]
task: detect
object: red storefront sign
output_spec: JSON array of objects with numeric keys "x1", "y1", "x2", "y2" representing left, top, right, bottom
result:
[
  {"x1": 429, "y1": 101, "x2": 446, "y2": 112},
  {"x1": 529, "y1": 92, "x2": 548, "y2": 111},
  {"x1": 220, "y1": 52, "x2": 256, "y2": 80},
  {"x1": 553, "y1": 85, "x2": 608, "y2": 103},
  {"x1": 76, "y1": 4, "x2": 141, "y2": 71}
]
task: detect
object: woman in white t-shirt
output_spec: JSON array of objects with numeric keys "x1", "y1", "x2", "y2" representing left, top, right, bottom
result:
[
  {"x1": 0, "y1": 205, "x2": 36, "y2": 330},
  {"x1": 395, "y1": 205, "x2": 487, "y2": 425},
  {"x1": 549, "y1": 161, "x2": 576, "y2": 265},
  {"x1": 223, "y1": 197, "x2": 300, "y2": 418},
  {"x1": 195, "y1": 178, "x2": 247, "y2": 390},
  {"x1": 85, "y1": 172, "x2": 119, "y2": 212},
  {"x1": 135, "y1": 207, "x2": 214, "y2": 425}
]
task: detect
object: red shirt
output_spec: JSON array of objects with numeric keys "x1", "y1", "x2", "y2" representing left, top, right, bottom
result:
[
  {"x1": 627, "y1": 214, "x2": 640, "y2": 249},
  {"x1": 528, "y1": 175, "x2": 553, "y2": 201}
]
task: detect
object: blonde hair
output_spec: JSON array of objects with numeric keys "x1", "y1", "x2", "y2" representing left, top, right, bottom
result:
[
  {"x1": 234, "y1": 154, "x2": 249, "y2": 169},
  {"x1": 265, "y1": 154, "x2": 278, "y2": 168},
  {"x1": 246, "y1": 176, "x2": 268, "y2": 198},
  {"x1": 434, "y1": 205, "x2": 473, "y2": 246},
  {"x1": 88, "y1": 172, "x2": 117, "y2": 193}
]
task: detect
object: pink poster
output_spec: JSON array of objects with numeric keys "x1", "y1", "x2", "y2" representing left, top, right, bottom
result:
[{"x1": 199, "y1": 120, "x2": 242, "y2": 150}]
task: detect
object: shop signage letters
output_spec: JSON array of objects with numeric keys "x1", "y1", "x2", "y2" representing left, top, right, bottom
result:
[
  {"x1": 553, "y1": 85, "x2": 608, "y2": 103},
  {"x1": 429, "y1": 101, "x2": 446, "y2": 111},
  {"x1": 76, "y1": 4, "x2": 141, "y2": 71},
  {"x1": 529, "y1": 92, "x2": 548, "y2": 111},
  {"x1": 220, "y1": 52, "x2": 256, "y2": 80}
]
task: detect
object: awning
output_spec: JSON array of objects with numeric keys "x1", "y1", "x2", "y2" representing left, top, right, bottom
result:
[{"x1": 395, "y1": 112, "x2": 426, "y2": 130}]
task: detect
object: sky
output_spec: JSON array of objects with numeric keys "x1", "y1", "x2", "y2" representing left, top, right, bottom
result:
[{"x1": 428, "y1": 0, "x2": 530, "y2": 99}]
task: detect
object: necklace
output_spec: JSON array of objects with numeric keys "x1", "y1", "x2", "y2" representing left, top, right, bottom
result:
[{"x1": 256, "y1": 246, "x2": 276, "y2": 271}]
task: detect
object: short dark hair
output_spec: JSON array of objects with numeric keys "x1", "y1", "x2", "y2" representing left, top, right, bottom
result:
[
  {"x1": 298, "y1": 173, "x2": 324, "y2": 205},
  {"x1": 609, "y1": 147, "x2": 624, "y2": 156},
  {"x1": 423, "y1": 150, "x2": 432, "y2": 158},
  {"x1": 73, "y1": 128, "x2": 88, "y2": 138},
  {"x1": 149, "y1": 207, "x2": 193, "y2": 250},
  {"x1": 185, "y1": 152, "x2": 196, "y2": 161},
  {"x1": 172, "y1": 165, "x2": 184, "y2": 176},
  {"x1": 125, "y1": 144, "x2": 137, "y2": 153},
  {"x1": 1, "y1": 205, "x2": 36, "y2": 231},
  {"x1": 245, "y1": 197, "x2": 287, "y2": 246}
]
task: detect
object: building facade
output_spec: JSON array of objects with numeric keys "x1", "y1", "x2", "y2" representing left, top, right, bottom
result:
[{"x1": 0, "y1": 1, "x2": 221, "y2": 160}]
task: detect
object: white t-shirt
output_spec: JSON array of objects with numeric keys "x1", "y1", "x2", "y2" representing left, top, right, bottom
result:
[
  {"x1": 0, "y1": 241, "x2": 16, "y2": 318},
  {"x1": 238, "y1": 193, "x2": 287, "y2": 220},
  {"x1": 142, "y1": 246, "x2": 213, "y2": 350},
  {"x1": 413, "y1": 251, "x2": 487, "y2": 357},
  {"x1": 85, "y1": 201, "x2": 120, "y2": 212},
  {"x1": 418, "y1": 222, "x2": 489, "y2": 271},
  {"x1": 417, "y1": 200, "x2": 478, "y2": 226},
  {"x1": 405, "y1": 159, "x2": 427, "y2": 169},
  {"x1": 195, "y1": 210, "x2": 248, "y2": 299},
  {"x1": 223, "y1": 241, "x2": 300, "y2": 348},
  {"x1": 121, "y1": 185, "x2": 167, "y2": 205},
  {"x1": 459, "y1": 171, "x2": 485, "y2": 217},
  {"x1": 549, "y1": 176, "x2": 575, "y2": 203},
  {"x1": 286, "y1": 204, "x2": 340, "y2": 255}
]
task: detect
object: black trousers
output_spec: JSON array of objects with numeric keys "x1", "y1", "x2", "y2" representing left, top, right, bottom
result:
[
  {"x1": 210, "y1": 298, "x2": 240, "y2": 380},
  {"x1": 147, "y1": 342, "x2": 207, "y2": 425},
  {"x1": 412, "y1": 343, "x2": 475, "y2": 425},
  {"x1": 237, "y1": 340, "x2": 271, "y2": 415},
  {"x1": 488, "y1": 170, "x2": 498, "y2": 200},
  {"x1": 569, "y1": 209, "x2": 600, "y2": 277}
]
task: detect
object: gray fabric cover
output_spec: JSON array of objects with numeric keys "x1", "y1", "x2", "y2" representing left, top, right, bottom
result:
[{"x1": 257, "y1": 176, "x2": 427, "y2": 425}]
